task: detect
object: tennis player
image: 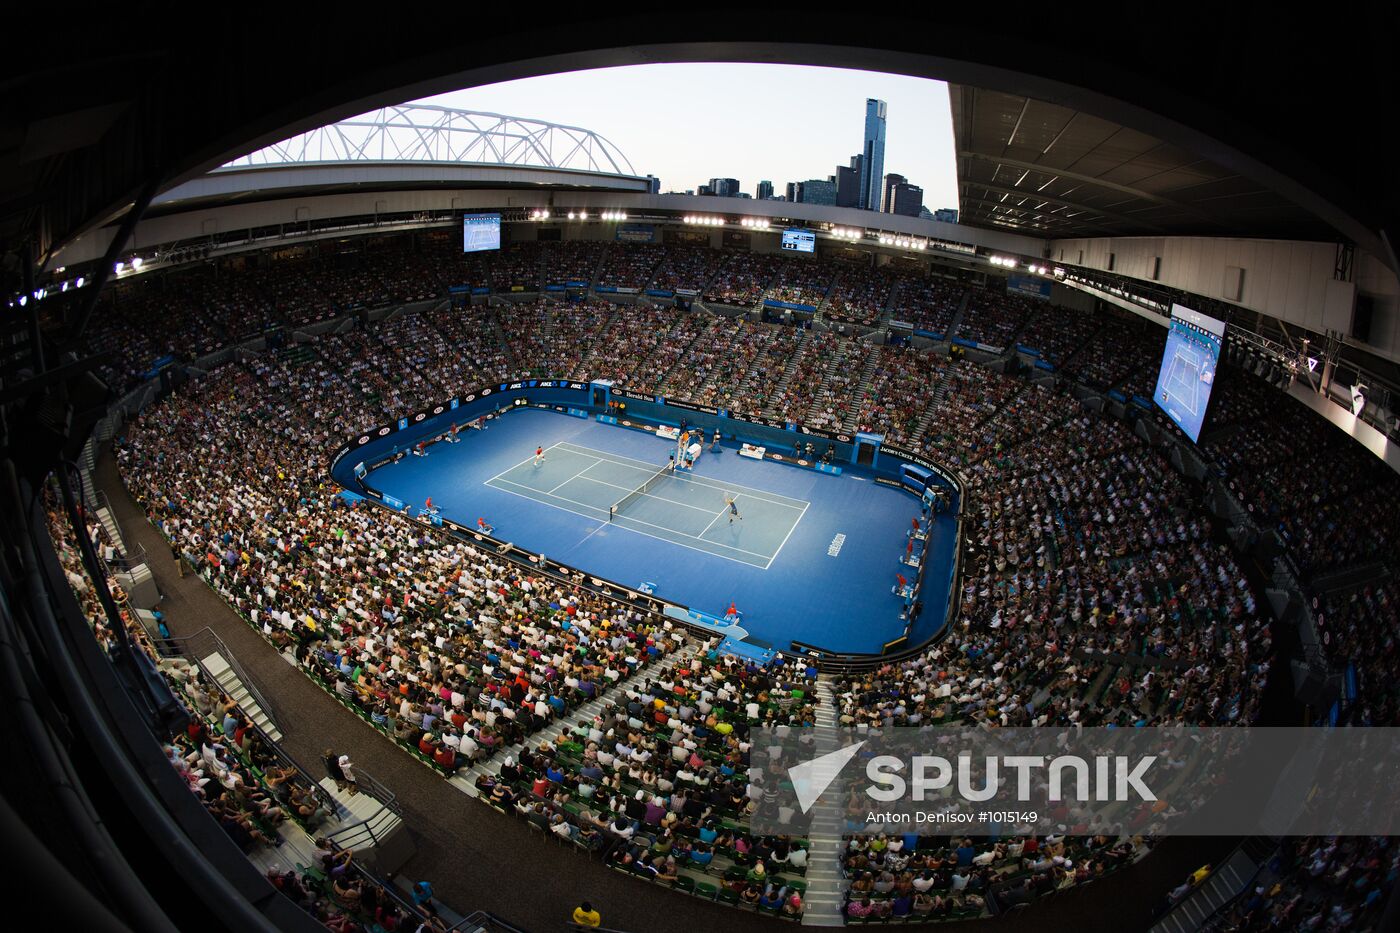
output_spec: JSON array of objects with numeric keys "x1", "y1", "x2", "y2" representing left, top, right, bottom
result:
[
  {"x1": 533, "y1": 445, "x2": 546, "y2": 466},
  {"x1": 726, "y1": 496, "x2": 743, "y2": 524},
  {"x1": 710, "y1": 428, "x2": 721, "y2": 452}
]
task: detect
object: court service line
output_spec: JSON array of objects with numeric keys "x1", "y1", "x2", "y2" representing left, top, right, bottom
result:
[
  {"x1": 764, "y1": 500, "x2": 810, "y2": 570},
  {"x1": 487, "y1": 476, "x2": 775, "y2": 564},
  {"x1": 548, "y1": 454, "x2": 604, "y2": 494},
  {"x1": 555, "y1": 441, "x2": 808, "y2": 511}
]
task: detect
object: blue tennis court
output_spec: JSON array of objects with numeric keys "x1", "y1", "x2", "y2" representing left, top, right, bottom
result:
[
  {"x1": 363, "y1": 407, "x2": 956, "y2": 654},
  {"x1": 486, "y1": 442, "x2": 807, "y2": 569}
]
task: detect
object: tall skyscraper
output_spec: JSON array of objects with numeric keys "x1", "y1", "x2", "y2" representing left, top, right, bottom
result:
[
  {"x1": 646, "y1": 174, "x2": 660, "y2": 194},
  {"x1": 708, "y1": 177, "x2": 740, "y2": 197},
  {"x1": 859, "y1": 99, "x2": 887, "y2": 211},
  {"x1": 756, "y1": 180, "x2": 774, "y2": 200},
  {"x1": 836, "y1": 155, "x2": 862, "y2": 208},
  {"x1": 933, "y1": 208, "x2": 959, "y2": 223}
]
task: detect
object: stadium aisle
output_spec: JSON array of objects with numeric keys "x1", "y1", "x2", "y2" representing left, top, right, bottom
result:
[{"x1": 95, "y1": 446, "x2": 1236, "y2": 933}]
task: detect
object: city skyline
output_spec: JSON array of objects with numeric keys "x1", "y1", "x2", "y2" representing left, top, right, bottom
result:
[{"x1": 412, "y1": 63, "x2": 959, "y2": 213}]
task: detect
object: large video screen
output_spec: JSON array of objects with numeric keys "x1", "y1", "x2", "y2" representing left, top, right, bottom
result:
[
  {"x1": 462, "y1": 212, "x2": 502, "y2": 253},
  {"x1": 1153, "y1": 303, "x2": 1226, "y2": 443},
  {"x1": 781, "y1": 228, "x2": 816, "y2": 253}
]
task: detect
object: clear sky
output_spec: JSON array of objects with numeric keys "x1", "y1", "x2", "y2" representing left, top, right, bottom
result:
[{"x1": 412, "y1": 63, "x2": 959, "y2": 211}]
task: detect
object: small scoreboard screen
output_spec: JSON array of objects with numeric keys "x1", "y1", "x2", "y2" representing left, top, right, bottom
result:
[
  {"x1": 781, "y1": 228, "x2": 816, "y2": 253},
  {"x1": 463, "y1": 212, "x2": 502, "y2": 252}
]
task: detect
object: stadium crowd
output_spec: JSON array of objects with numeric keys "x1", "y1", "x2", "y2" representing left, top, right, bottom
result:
[{"x1": 59, "y1": 236, "x2": 1397, "y2": 927}]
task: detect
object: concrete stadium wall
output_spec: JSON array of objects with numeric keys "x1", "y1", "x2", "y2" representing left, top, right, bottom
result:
[{"x1": 1050, "y1": 234, "x2": 1400, "y2": 364}]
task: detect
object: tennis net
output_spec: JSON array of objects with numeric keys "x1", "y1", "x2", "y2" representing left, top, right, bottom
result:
[{"x1": 609, "y1": 464, "x2": 671, "y2": 520}]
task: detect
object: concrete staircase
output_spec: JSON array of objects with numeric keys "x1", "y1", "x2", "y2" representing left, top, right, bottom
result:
[
  {"x1": 943, "y1": 291, "x2": 972, "y2": 342},
  {"x1": 200, "y1": 650, "x2": 283, "y2": 743},
  {"x1": 452, "y1": 640, "x2": 700, "y2": 796},
  {"x1": 488, "y1": 306, "x2": 524, "y2": 375},
  {"x1": 841, "y1": 346, "x2": 883, "y2": 433},
  {"x1": 801, "y1": 678, "x2": 849, "y2": 927},
  {"x1": 574, "y1": 304, "x2": 624, "y2": 375},
  {"x1": 814, "y1": 268, "x2": 844, "y2": 320},
  {"x1": 316, "y1": 777, "x2": 404, "y2": 850},
  {"x1": 761, "y1": 329, "x2": 811, "y2": 419},
  {"x1": 1148, "y1": 838, "x2": 1274, "y2": 933},
  {"x1": 911, "y1": 364, "x2": 956, "y2": 442}
]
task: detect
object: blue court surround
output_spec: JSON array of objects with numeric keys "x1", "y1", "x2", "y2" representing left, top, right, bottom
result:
[{"x1": 363, "y1": 407, "x2": 955, "y2": 654}]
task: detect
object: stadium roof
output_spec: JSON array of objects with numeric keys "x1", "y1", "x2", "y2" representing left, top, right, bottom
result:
[
  {"x1": 949, "y1": 85, "x2": 1338, "y2": 241},
  {"x1": 2, "y1": 9, "x2": 1396, "y2": 291}
]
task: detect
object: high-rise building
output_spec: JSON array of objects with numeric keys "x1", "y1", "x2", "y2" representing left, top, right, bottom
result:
[
  {"x1": 786, "y1": 178, "x2": 838, "y2": 205},
  {"x1": 756, "y1": 180, "x2": 774, "y2": 200},
  {"x1": 708, "y1": 177, "x2": 740, "y2": 197},
  {"x1": 881, "y1": 173, "x2": 906, "y2": 213},
  {"x1": 888, "y1": 181, "x2": 924, "y2": 217},
  {"x1": 801, "y1": 178, "x2": 837, "y2": 205},
  {"x1": 697, "y1": 184, "x2": 715, "y2": 196},
  {"x1": 933, "y1": 208, "x2": 959, "y2": 223},
  {"x1": 859, "y1": 99, "x2": 887, "y2": 211},
  {"x1": 646, "y1": 174, "x2": 661, "y2": 194},
  {"x1": 836, "y1": 155, "x2": 862, "y2": 208}
]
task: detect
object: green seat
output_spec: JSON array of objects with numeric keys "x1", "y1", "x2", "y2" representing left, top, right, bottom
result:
[
  {"x1": 672, "y1": 876, "x2": 695, "y2": 894},
  {"x1": 694, "y1": 881, "x2": 719, "y2": 900},
  {"x1": 717, "y1": 888, "x2": 740, "y2": 906}
]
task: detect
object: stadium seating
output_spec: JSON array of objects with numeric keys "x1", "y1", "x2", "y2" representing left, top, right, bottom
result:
[{"x1": 67, "y1": 237, "x2": 1397, "y2": 928}]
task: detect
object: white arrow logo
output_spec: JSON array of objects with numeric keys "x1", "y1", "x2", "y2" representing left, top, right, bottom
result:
[{"x1": 789, "y1": 740, "x2": 866, "y2": 813}]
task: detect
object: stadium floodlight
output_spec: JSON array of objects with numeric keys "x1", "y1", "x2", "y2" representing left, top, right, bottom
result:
[
  {"x1": 114, "y1": 261, "x2": 125, "y2": 273},
  {"x1": 132, "y1": 257, "x2": 143, "y2": 269},
  {"x1": 579, "y1": 211, "x2": 588, "y2": 220},
  {"x1": 17, "y1": 295, "x2": 26, "y2": 307},
  {"x1": 76, "y1": 277, "x2": 85, "y2": 288}
]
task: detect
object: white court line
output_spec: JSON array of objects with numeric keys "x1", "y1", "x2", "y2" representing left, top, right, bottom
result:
[
  {"x1": 764, "y1": 500, "x2": 810, "y2": 570},
  {"x1": 485, "y1": 477, "x2": 771, "y2": 568},
  {"x1": 555, "y1": 441, "x2": 808, "y2": 511},
  {"x1": 698, "y1": 504, "x2": 731, "y2": 538},
  {"x1": 485, "y1": 441, "x2": 569, "y2": 485},
  {"x1": 549, "y1": 453, "x2": 603, "y2": 494}
]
